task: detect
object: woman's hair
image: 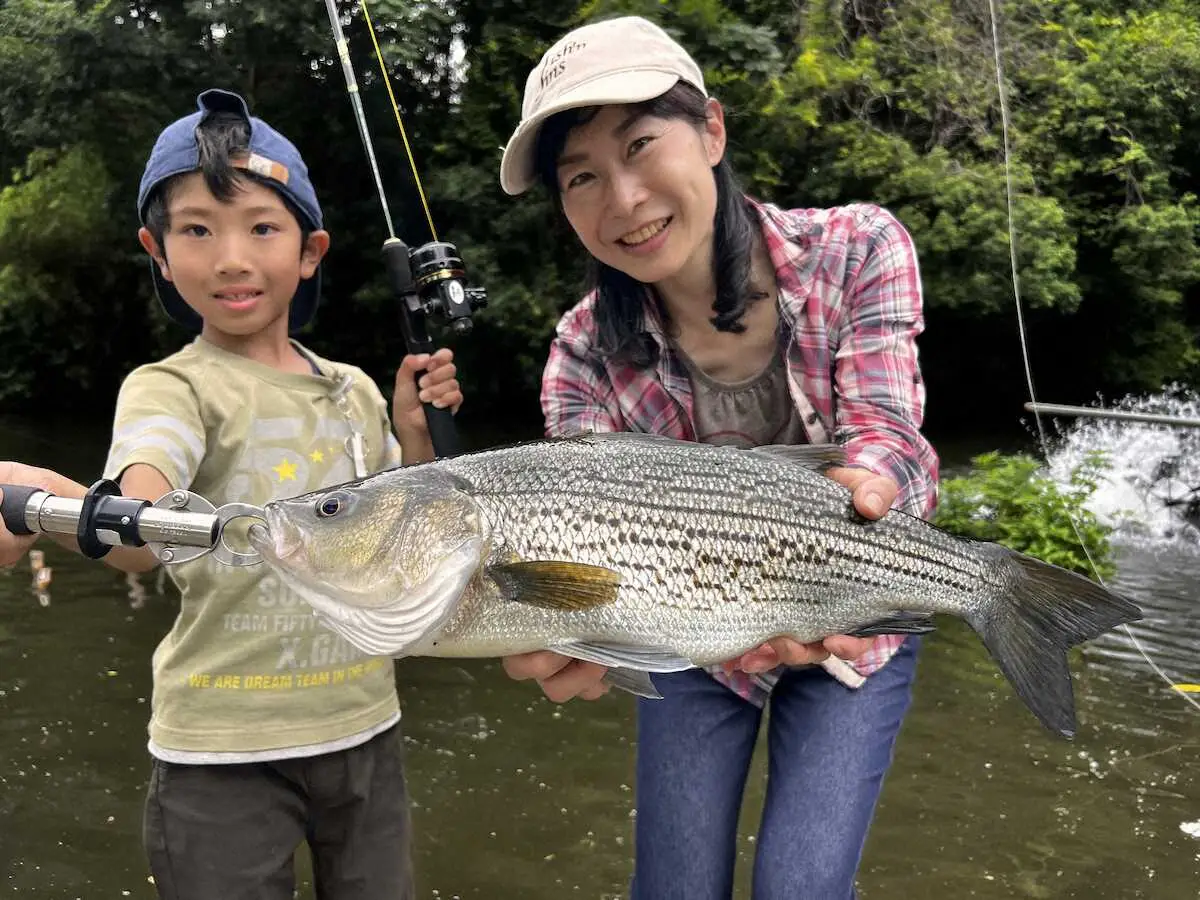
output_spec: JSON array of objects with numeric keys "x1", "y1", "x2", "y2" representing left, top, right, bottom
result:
[
  {"x1": 142, "y1": 111, "x2": 313, "y2": 252},
  {"x1": 535, "y1": 80, "x2": 762, "y2": 369}
]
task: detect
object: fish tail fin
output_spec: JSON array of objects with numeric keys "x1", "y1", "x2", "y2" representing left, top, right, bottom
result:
[{"x1": 967, "y1": 546, "x2": 1142, "y2": 740}]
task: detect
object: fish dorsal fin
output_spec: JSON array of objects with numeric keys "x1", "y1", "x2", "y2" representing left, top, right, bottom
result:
[
  {"x1": 551, "y1": 431, "x2": 683, "y2": 448},
  {"x1": 490, "y1": 561, "x2": 622, "y2": 610},
  {"x1": 549, "y1": 432, "x2": 845, "y2": 469},
  {"x1": 750, "y1": 443, "x2": 846, "y2": 470}
]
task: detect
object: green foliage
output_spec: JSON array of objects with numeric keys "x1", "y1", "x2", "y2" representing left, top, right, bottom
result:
[
  {"x1": 0, "y1": 144, "x2": 144, "y2": 405},
  {"x1": 934, "y1": 451, "x2": 1117, "y2": 578},
  {"x1": 0, "y1": 0, "x2": 1198, "y2": 430}
]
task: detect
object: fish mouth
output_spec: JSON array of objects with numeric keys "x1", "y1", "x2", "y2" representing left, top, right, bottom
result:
[{"x1": 247, "y1": 508, "x2": 303, "y2": 562}]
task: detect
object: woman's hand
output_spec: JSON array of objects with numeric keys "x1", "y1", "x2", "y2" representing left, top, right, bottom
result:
[{"x1": 501, "y1": 651, "x2": 611, "y2": 703}]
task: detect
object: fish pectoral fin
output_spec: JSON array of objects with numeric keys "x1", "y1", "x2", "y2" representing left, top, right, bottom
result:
[
  {"x1": 846, "y1": 612, "x2": 938, "y2": 638},
  {"x1": 602, "y1": 668, "x2": 664, "y2": 699},
  {"x1": 490, "y1": 561, "x2": 622, "y2": 610},
  {"x1": 749, "y1": 443, "x2": 847, "y2": 470},
  {"x1": 555, "y1": 640, "x2": 694, "y2": 673}
]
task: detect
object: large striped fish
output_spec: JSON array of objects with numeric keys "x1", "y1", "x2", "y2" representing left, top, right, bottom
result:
[{"x1": 247, "y1": 433, "x2": 1141, "y2": 738}]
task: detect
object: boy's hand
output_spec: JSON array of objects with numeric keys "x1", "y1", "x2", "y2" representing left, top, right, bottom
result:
[
  {"x1": 0, "y1": 461, "x2": 163, "y2": 573},
  {"x1": 392, "y1": 349, "x2": 463, "y2": 437},
  {"x1": 0, "y1": 461, "x2": 59, "y2": 566}
]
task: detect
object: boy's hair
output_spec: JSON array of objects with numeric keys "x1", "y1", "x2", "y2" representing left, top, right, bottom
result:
[
  {"x1": 142, "y1": 110, "x2": 314, "y2": 253},
  {"x1": 534, "y1": 80, "x2": 763, "y2": 369},
  {"x1": 136, "y1": 89, "x2": 325, "y2": 334}
]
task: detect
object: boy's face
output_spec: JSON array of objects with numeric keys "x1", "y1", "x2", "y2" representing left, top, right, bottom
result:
[{"x1": 138, "y1": 173, "x2": 329, "y2": 339}]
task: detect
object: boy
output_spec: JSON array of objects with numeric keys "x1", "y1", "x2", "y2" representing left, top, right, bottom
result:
[{"x1": 0, "y1": 88, "x2": 461, "y2": 898}]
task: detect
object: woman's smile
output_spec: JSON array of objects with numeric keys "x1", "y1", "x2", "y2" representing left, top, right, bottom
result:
[{"x1": 616, "y1": 216, "x2": 673, "y2": 254}]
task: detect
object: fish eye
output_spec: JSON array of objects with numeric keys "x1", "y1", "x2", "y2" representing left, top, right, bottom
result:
[{"x1": 315, "y1": 491, "x2": 350, "y2": 518}]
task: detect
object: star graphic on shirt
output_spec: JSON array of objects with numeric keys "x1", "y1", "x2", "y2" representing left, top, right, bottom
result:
[
  {"x1": 272, "y1": 459, "x2": 298, "y2": 482},
  {"x1": 309, "y1": 449, "x2": 325, "y2": 463}
]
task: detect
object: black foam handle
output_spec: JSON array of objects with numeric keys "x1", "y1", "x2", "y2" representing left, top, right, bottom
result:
[
  {"x1": 424, "y1": 403, "x2": 460, "y2": 458},
  {"x1": 0, "y1": 484, "x2": 41, "y2": 535}
]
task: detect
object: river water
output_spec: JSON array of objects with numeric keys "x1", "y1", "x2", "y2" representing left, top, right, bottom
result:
[{"x1": 0, "y1": 414, "x2": 1196, "y2": 899}]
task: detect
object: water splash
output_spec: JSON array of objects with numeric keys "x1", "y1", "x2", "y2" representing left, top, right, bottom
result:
[
  {"x1": 1042, "y1": 386, "x2": 1200, "y2": 548},
  {"x1": 1035, "y1": 389, "x2": 1200, "y2": 687}
]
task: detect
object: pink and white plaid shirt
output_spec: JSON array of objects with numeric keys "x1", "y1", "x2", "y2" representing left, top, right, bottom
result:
[{"x1": 540, "y1": 199, "x2": 940, "y2": 706}]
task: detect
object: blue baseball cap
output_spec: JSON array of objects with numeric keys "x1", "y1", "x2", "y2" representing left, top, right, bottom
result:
[{"x1": 137, "y1": 88, "x2": 324, "y2": 333}]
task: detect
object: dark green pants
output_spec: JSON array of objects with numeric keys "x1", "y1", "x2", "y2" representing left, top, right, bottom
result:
[{"x1": 143, "y1": 724, "x2": 413, "y2": 900}]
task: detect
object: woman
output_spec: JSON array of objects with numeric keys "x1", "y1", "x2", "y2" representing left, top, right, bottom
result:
[{"x1": 498, "y1": 15, "x2": 939, "y2": 900}]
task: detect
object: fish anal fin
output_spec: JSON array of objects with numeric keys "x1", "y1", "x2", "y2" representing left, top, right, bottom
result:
[
  {"x1": 847, "y1": 612, "x2": 937, "y2": 638},
  {"x1": 603, "y1": 668, "x2": 664, "y2": 699},
  {"x1": 554, "y1": 639, "x2": 694, "y2": 673}
]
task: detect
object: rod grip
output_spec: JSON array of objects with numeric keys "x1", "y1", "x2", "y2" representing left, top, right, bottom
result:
[
  {"x1": 0, "y1": 484, "x2": 41, "y2": 535},
  {"x1": 423, "y1": 403, "x2": 460, "y2": 459}
]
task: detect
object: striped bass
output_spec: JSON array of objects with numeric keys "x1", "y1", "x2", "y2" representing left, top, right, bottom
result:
[{"x1": 247, "y1": 433, "x2": 1141, "y2": 738}]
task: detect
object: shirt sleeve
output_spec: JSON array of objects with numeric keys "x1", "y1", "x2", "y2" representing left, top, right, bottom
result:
[
  {"x1": 832, "y1": 207, "x2": 940, "y2": 518},
  {"x1": 102, "y1": 365, "x2": 206, "y2": 490},
  {"x1": 540, "y1": 306, "x2": 622, "y2": 438},
  {"x1": 352, "y1": 367, "x2": 403, "y2": 469}
]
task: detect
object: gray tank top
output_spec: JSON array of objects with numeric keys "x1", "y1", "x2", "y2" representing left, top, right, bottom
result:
[{"x1": 671, "y1": 338, "x2": 808, "y2": 449}]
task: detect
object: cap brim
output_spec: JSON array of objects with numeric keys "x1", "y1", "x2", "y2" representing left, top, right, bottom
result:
[
  {"x1": 150, "y1": 263, "x2": 322, "y2": 335},
  {"x1": 499, "y1": 70, "x2": 682, "y2": 196}
]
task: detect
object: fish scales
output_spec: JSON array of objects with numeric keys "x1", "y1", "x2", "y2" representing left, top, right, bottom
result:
[
  {"x1": 249, "y1": 432, "x2": 1142, "y2": 738},
  {"x1": 420, "y1": 438, "x2": 990, "y2": 660}
]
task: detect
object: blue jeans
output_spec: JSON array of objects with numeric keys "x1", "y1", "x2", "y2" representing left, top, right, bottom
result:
[{"x1": 630, "y1": 636, "x2": 921, "y2": 900}]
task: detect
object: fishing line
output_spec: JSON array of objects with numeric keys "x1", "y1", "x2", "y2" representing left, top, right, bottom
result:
[
  {"x1": 323, "y1": 0, "x2": 397, "y2": 238},
  {"x1": 358, "y1": 0, "x2": 439, "y2": 242},
  {"x1": 322, "y1": 0, "x2": 439, "y2": 243},
  {"x1": 983, "y1": 0, "x2": 1200, "y2": 712},
  {"x1": 320, "y1": 1, "x2": 484, "y2": 456}
]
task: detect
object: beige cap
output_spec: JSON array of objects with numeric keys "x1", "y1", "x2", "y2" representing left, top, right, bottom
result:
[{"x1": 499, "y1": 16, "x2": 706, "y2": 195}]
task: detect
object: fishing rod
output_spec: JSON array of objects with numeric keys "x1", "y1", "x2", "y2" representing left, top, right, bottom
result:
[
  {"x1": 0, "y1": 480, "x2": 265, "y2": 566},
  {"x1": 1023, "y1": 402, "x2": 1200, "y2": 430},
  {"x1": 323, "y1": 0, "x2": 487, "y2": 459}
]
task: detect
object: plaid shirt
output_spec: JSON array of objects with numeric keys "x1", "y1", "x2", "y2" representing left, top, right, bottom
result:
[{"x1": 540, "y1": 199, "x2": 940, "y2": 705}]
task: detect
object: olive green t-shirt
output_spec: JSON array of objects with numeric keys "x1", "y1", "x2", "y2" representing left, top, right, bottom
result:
[{"x1": 103, "y1": 337, "x2": 404, "y2": 763}]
